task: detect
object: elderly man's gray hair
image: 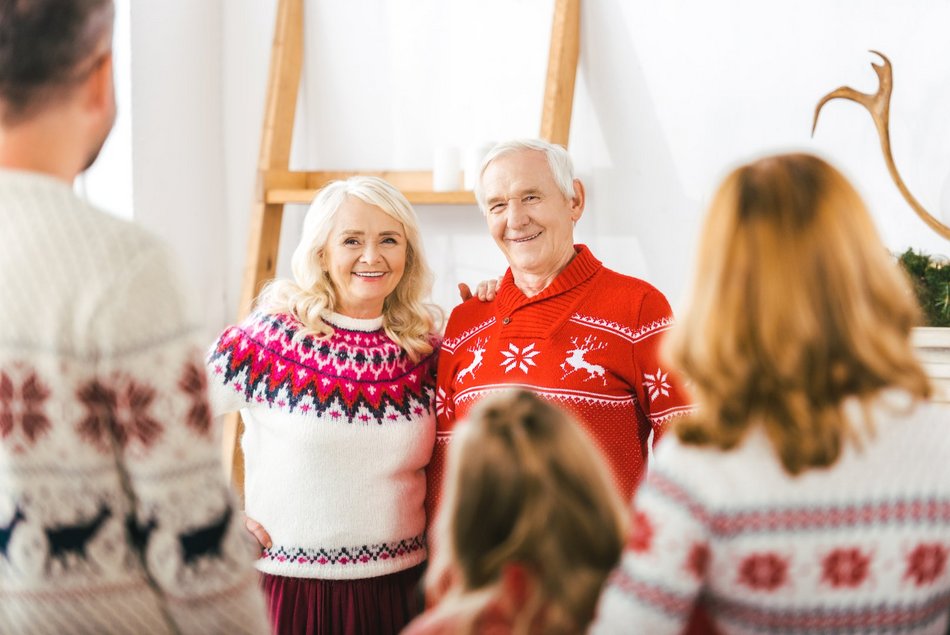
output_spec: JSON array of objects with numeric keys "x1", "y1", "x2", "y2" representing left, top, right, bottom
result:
[{"x1": 474, "y1": 139, "x2": 576, "y2": 212}]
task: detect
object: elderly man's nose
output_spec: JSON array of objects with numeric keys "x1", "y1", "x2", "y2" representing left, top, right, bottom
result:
[{"x1": 507, "y1": 202, "x2": 529, "y2": 227}]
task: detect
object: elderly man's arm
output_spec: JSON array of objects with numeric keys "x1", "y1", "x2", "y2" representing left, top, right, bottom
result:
[
  {"x1": 632, "y1": 288, "x2": 694, "y2": 446},
  {"x1": 425, "y1": 324, "x2": 461, "y2": 529}
]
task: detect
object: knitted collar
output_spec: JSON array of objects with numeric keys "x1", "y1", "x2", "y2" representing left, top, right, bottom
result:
[
  {"x1": 493, "y1": 244, "x2": 603, "y2": 339},
  {"x1": 0, "y1": 168, "x2": 75, "y2": 194},
  {"x1": 321, "y1": 311, "x2": 384, "y2": 332}
]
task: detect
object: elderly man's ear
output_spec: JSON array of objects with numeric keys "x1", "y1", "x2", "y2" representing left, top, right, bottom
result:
[{"x1": 570, "y1": 178, "x2": 586, "y2": 223}]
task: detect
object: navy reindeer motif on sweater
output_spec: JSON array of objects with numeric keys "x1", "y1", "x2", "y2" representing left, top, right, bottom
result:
[
  {"x1": 179, "y1": 506, "x2": 232, "y2": 566},
  {"x1": 126, "y1": 513, "x2": 157, "y2": 555},
  {"x1": 44, "y1": 504, "x2": 111, "y2": 571},
  {"x1": 0, "y1": 507, "x2": 25, "y2": 560}
]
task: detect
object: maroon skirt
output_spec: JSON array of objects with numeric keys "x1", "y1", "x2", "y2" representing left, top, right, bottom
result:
[{"x1": 260, "y1": 565, "x2": 424, "y2": 635}]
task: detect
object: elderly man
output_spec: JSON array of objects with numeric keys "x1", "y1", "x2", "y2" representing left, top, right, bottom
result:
[
  {"x1": 0, "y1": 1, "x2": 266, "y2": 633},
  {"x1": 427, "y1": 138, "x2": 693, "y2": 515}
]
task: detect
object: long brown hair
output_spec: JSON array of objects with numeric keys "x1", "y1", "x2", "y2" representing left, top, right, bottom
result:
[
  {"x1": 426, "y1": 390, "x2": 627, "y2": 634},
  {"x1": 668, "y1": 152, "x2": 931, "y2": 474}
]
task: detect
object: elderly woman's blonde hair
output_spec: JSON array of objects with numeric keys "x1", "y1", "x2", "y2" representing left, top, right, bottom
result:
[
  {"x1": 259, "y1": 176, "x2": 441, "y2": 360},
  {"x1": 667, "y1": 152, "x2": 931, "y2": 474},
  {"x1": 426, "y1": 390, "x2": 626, "y2": 635}
]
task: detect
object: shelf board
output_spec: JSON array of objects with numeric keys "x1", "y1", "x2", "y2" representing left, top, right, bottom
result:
[
  {"x1": 266, "y1": 188, "x2": 476, "y2": 205},
  {"x1": 261, "y1": 168, "x2": 478, "y2": 205}
]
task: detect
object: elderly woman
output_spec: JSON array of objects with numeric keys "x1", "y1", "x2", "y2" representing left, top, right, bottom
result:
[
  {"x1": 591, "y1": 153, "x2": 950, "y2": 634},
  {"x1": 207, "y1": 176, "x2": 441, "y2": 635}
]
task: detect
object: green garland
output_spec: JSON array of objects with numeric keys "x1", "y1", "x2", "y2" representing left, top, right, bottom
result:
[{"x1": 898, "y1": 249, "x2": 950, "y2": 327}]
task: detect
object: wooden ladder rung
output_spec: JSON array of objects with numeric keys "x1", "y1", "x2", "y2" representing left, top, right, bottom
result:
[
  {"x1": 266, "y1": 188, "x2": 476, "y2": 205},
  {"x1": 259, "y1": 169, "x2": 477, "y2": 205}
]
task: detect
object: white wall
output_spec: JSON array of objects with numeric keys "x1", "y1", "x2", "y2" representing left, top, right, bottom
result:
[
  {"x1": 100, "y1": 0, "x2": 950, "y2": 337},
  {"x1": 129, "y1": 1, "x2": 229, "y2": 336},
  {"x1": 79, "y1": 0, "x2": 132, "y2": 220}
]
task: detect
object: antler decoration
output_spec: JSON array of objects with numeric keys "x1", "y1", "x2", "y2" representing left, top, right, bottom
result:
[{"x1": 812, "y1": 50, "x2": 950, "y2": 241}]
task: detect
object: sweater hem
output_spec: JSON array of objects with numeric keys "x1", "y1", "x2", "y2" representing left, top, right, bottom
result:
[{"x1": 254, "y1": 549, "x2": 426, "y2": 580}]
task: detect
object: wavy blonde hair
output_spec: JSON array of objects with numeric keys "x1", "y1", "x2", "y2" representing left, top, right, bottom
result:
[
  {"x1": 426, "y1": 390, "x2": 627, "y2": 635},
  {"x1": 668, "y1": 152, "x2": 931, "y2": 474},
  {"x1": 258, "y1": 176, "x2": 441, "y2": 360}
]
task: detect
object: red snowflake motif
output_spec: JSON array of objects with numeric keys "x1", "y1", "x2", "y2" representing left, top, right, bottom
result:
[
  {"x1": 0, "y1": 371, "x2": 52, "y2": 444},
  {"x1": 76, "y1": 378, "x2": 163, "y2": 451},
  {"x1": 628, "y1": 510, "x2": 654, "y2": 553},
  {"x1": 905, "y1": 543, "x2": 949, "y2": 586},
  {"x1": 178, "y1": 361, "x2": 212, "y2": 436},
  {"x1": 738, "y1": 553, "x2": 789, "y2": 591},
  {"x1": 686, "y1": 543, "x2": 710, "y2": 580},
  {"x1": 821, "y1": 547, "x2": 871, "y2": 588}
]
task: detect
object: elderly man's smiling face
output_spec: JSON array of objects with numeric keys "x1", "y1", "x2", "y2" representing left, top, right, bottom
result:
[{"x1": 481, "y1": 149, "x2": 584, "y2": 282}]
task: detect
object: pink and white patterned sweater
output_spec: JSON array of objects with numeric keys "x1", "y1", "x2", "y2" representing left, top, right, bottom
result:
[
  {"x1": 591, "y1": 391, "x2": 950, "y2": 635},
  {"x1": 207, "y1": 310, "x2": 438, "y2": 580}
]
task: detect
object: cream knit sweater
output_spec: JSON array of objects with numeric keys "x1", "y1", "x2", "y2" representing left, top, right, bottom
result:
[{"x1": 0, "y1": 169, "x2": 268, "y2": 634}]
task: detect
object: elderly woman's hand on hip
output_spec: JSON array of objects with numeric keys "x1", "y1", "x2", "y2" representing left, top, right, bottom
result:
[{"x1": 243, "y1": 514, "x2": 272, "y2": 549}]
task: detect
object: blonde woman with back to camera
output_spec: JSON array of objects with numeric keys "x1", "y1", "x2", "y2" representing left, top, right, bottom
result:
[
  {"x1": 404, "y1": 389, "x2": 627, "y2": 635},
  {"x1": 591, "y1": 153, "x2": 950, "y2": 634},
  {"x1": 207, "y1": 176, "x2": 441, "y2": 634}
]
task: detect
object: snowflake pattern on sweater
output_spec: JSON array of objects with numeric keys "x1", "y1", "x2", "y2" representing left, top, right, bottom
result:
[
  {"x1": 591, "y1": 394, "x2": 950, "y2": 635},
  {"x1": 207, "y1": 310, "x2": 438, "y2": 580},
  {"x1": 0, "y1": 169, "x2": 267, "y2": 635}
]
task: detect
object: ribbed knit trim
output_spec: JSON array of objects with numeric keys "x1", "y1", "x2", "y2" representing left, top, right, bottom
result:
[
  {"x1": 494, "y1": 244, "x2": 602, "y2": 339},
  {"x1": 321, "y1": 311, "x2": 384, "y2": 332},
  {"x1": 0, "y1": 167, "x2": 74, "y2": 194}
]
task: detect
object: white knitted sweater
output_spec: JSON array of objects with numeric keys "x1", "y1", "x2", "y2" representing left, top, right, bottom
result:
[
  {"x1": 0, "y1": 170, "x2": 268, "y2": 634},
  {"x1": 207, "y1": 310, "x2": 438, "y2": 581},
  {"x1": 592, "y1": 391, "x2": 950, "y2": 635}
]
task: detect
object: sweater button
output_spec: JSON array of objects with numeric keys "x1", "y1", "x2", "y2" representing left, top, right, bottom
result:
[{"x1": 502, "y1": 317, "x2": 511, "y2": 325}]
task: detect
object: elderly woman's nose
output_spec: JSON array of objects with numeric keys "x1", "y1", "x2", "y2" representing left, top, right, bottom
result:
[{"x1": 359, "y1": 243, "x2": 382, "y2": 263}]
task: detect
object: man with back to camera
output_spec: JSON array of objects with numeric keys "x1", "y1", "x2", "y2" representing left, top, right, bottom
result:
[
  {"x1": 428, "y1": 138, "x2": 694, "y2": 518},
  {"x1": 0, "y1": 1, "x2": 268, "y2": 632}
]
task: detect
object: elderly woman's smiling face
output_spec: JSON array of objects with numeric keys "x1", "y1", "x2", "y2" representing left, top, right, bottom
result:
[{"x1": 321, "y1": 196, "x2": 407, "y2": 319}]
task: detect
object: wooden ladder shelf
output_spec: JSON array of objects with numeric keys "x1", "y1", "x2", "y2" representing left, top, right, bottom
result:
[{"x1": 224, "y1": 0, "x2": 581, "y2": 496}]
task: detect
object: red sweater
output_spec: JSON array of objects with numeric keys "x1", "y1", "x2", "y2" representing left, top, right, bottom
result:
[{"x1": 427, "y1": 245, "x2": 693, "y2": 517}]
